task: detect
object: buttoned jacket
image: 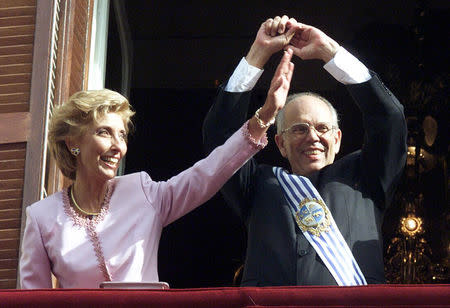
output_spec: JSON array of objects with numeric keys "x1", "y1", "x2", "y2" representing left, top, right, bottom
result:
[{"x1": 203, "y1": 74, "x2": 407, "y2": 286}]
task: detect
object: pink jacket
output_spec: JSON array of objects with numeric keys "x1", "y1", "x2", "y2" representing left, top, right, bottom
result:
[{"x1": 19, "y1": 123, "x2": 266, "y2": 288}]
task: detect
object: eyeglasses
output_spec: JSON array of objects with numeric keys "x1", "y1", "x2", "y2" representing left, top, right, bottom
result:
[{"x1": 281, "y1": 122, "x2": 337, "y2": 137}]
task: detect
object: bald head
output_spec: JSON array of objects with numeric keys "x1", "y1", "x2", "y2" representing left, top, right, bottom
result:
[{"x1": 275, "y1": 92, "x2": 339, "y2": 134}]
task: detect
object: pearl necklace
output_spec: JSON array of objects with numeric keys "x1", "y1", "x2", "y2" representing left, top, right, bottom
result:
[{"x1": 70, "y1": 185, "x2": 101, "y2": 216}]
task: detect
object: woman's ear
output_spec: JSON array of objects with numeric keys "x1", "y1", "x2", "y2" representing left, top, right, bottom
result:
[
  {"x1": 65, "y1": 137, "x2": 74, "y2": 151},
  {"x1": 66, "y1": 138, "x2": 80, "y2": 156}
]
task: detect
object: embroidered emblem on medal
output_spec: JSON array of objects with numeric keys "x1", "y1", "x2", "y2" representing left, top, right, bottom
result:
[{"x1": 295, "y1": 198, "x2": 331, "y2": 237}]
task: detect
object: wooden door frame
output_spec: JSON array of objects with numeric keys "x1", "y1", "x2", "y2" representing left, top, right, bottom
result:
[{"x1": 17, "y1": 0, "x2": 95, "y2": 287}]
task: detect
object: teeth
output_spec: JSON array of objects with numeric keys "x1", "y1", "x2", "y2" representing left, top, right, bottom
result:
[
  {"x1": 102, "y1": 157, "x2": 119, "y2": 164},
  {"x1": 305, "y1": 150, "x2": 321, "y2": 155}
]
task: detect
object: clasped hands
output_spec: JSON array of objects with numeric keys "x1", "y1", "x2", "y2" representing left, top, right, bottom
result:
[
  {"x1": 248, "y1": 16, "x2": 341, "y2": 138},
  {"x1": 248, "y1": 15, "x2": 341, "y2": 135},
  {"x1": 246, "y1": 15, "x2": 341, "y2": 69}
]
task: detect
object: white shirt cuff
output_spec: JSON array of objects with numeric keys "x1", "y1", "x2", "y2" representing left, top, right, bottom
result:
[
  {"x1": 224, "y1": 57, "x2": 264, "y2": 92},
  {"x1": 323, "y1": 47, "x2": 371, "y2": 85}
]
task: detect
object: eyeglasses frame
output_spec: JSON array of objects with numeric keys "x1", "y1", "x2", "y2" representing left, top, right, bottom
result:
[{"x1": 280, "y1": 122, "x2": 338, "y2": 138}]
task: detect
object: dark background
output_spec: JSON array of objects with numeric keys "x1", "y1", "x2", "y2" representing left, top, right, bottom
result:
[{"x1": 105, "y1": 0, "x2": 449, "y2": 287}]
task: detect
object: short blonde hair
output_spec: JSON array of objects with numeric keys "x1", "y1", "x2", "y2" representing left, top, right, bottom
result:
[{"x1": 48, "y1": 89, "x2": 135, "y2": 180}]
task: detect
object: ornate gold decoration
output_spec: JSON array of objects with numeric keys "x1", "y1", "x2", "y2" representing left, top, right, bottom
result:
[
  {"x1": 294, "y1": 198, "x2": 331, "y2": 237},
  {"x1": 400, "y1": 215, "x2": 423, "y2": 237}
]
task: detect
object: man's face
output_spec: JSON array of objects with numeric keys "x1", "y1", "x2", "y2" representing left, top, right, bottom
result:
[{"x1": 275, "y1": 95, "x2": 342, "y2": 176}]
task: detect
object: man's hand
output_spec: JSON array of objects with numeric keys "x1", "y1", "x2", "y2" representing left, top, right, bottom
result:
[
  {"x1": 246, "y1": 16, "x2": 299, "y2": 69},
  {"x1": 288, "y1": 23, "x2": 340, "y2": 63}
]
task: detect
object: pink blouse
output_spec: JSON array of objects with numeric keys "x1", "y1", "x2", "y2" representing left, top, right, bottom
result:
[{"x1": 19, "y1": 122, "x2": 266, "y2": 288}]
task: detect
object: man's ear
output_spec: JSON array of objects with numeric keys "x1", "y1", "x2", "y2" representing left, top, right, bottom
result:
[
  {"x1": 334, "y1": 128, "x2": 342, "y2": 155},
  {"x1": 275, "y1": 134, "x2": 288, "y2": 158}
]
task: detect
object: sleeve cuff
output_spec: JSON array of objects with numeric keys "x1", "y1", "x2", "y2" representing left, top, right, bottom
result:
[
  {"x1": 242, "y1": 120, "x2": 268, "y2": 150},
  {"x1": 225, "y1": 57, "x2": 264, "y2": 92},
  {"x1": 323, "y1": 46, "x2": 371, "y2": 85}
]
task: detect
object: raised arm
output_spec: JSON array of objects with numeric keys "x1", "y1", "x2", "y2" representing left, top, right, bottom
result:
[
  {"x1": 145, "y1": 50, "x2": 294, "y2": 225},
  {"x1": 288, "y1": 21, "x2": 406, "y2": 207},
  {"x1": 248, "y1": 48, "x2": 294, "y2": 141},
  {"x1": 347, "y1": 74, "x2": 407, "y2": 208},
  {"x1": 246, "y1": 16, "x2": 299, "y2": 69},
  {"x1": 288, "y1": 22, "x2": 340, "y2": 63},
  {"x1": 205, "y1": 15, "x2": 298, "y2": 148},
  {"x1": 203, "y1": 44, "x2": 295, "y2": 220}
]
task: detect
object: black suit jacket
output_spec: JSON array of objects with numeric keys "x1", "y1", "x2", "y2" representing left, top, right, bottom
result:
[{"x1": 203, "y1": 73, "x2": 407, "y2": 286}]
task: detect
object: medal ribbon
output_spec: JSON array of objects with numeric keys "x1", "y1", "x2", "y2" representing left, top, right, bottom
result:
[{"x1": 274, "y1": 167, "x2": 367, "y2": 286}]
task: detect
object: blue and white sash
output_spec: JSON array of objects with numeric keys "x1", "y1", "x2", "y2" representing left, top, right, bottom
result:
[{"x1": 273, "y1": 167, "x2": 367, "y2": 286}]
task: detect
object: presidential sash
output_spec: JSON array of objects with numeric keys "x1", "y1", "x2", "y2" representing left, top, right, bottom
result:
[{"x1": 273, "y1": 167, "x2": 367, "y2": 286}]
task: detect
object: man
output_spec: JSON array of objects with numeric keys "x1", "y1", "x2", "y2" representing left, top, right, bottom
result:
[{"x1": 203, "y1": 16, "x2": 407, "y2": 286}]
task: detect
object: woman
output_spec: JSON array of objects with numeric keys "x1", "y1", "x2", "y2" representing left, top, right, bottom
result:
[{"x1": 19, "y1": 48, "x2": 294, "y2": 289}]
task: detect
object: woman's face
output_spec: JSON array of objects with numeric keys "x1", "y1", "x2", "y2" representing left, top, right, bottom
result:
[{"x1": 73, "y1": 112, "x2": 128, "y2": 183}]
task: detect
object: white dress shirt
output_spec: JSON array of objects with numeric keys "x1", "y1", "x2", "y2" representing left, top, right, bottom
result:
[{"x1": 225, "y1": 46, "x2": 371, "y2": 92}]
